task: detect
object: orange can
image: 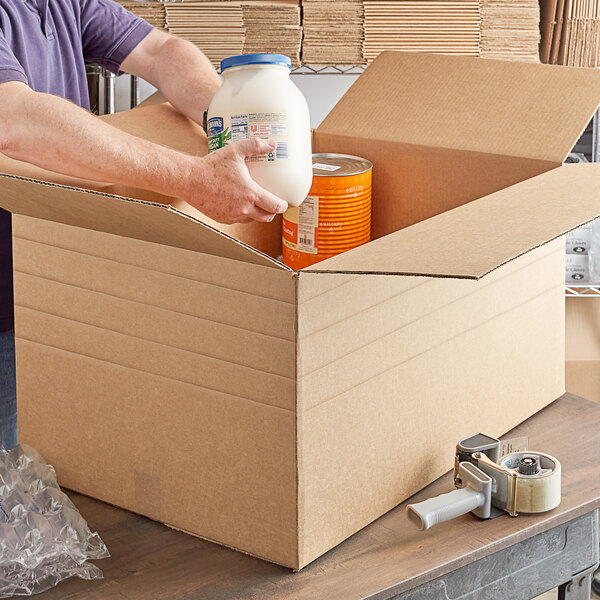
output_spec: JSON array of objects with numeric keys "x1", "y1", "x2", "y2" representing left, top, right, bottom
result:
[{"x1": 282, "y1": 153, "x2": 373, "y2": 270}]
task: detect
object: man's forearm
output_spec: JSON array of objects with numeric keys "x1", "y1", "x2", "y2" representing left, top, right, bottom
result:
[
  {"x1": 0, "y1": 82, "x2": 193, "y2": 198},
  {"x1": 121, "y1": 31, "x2": 221, "y2": 125}
]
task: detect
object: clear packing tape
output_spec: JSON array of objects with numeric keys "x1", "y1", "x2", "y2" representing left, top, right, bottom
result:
[{"x1": 0, "y1": 445, "x2": 109, "y2": 597}]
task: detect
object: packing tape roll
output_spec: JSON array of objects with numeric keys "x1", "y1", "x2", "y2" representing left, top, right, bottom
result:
[{"x1": 501, "y1": 452, "x2": 561, "y2": 514}]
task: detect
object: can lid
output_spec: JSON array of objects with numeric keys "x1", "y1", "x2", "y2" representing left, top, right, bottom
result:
[
  {"x1": 312, "y1": 153, "x2": 373, "y2": 177},
  {"x1": 221, "y1": 54, "x2": 292, "y2": 71}
]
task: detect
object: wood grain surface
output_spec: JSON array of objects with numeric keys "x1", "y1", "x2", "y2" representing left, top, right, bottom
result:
[{"x1": 38, "y1": 393, "x2": 600, "y2": 600}]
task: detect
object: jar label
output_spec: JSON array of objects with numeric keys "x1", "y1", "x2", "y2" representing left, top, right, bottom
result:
[
  {"x1": 208, "y1": 112, "x2": 289, "y2": 164},
  {"x1": 207, "y1": 117, "x2": 231, "y2": 152}
]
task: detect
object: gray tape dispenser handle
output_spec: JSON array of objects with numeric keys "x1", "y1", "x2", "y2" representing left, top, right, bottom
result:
[{"x1": 407, "y1": 462, "x2": 492, "y2": 531}]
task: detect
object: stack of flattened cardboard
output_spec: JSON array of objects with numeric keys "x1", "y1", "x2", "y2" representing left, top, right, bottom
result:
[
  {"x1": 164, "y1": 1, "x2": 245, "y2": 67},
  {"x1": 241, "y1": 1, "x2": 302, "y2": 66},
  {"x1": 117, "y1": 1, "x2": 168, "y2": 31},
  {"x1": 540, "y1": 0, "x2": 600, "y2": 67},
  {"x1": 302, "y1": 0, "x2": 365, "y2": 65},
  {"x1": 164, "y1": 1, "x2": 301, "y2": 68},
  {"x1": 362, "y1": 1, "x2": 480, "y2": 62},
  {"x1": 480, "y1": 0, "x2": 540, "y2": 63}
]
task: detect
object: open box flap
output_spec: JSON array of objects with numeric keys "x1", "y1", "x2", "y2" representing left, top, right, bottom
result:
[
  {"x1": 0, "y1": 172, "x2": 286, "y2": 269},
  {"x1": 0, "y1": 103, "x2": 287, "y2": 269},
  {"x1": 317, "y1": 51, "x2": 600, "y2": 163},
  {"x1": 308, "y1": 164, "x2": 600, "y2": 279}
]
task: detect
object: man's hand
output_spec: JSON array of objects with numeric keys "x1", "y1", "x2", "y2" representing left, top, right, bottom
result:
[{"x1": 185, "y1": 138, "x2": 288, "y2": 224}]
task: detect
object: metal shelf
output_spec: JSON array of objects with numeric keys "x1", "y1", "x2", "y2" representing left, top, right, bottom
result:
[
  {"x1": 214, "y1": 64, "x2": 368, "y2": 75},
  {"x1": 291, "y1": 64, "x2": 368, "y2": 75},
  {"x1": 565, "y1": 285, "x2": 600, "y2": 297}
]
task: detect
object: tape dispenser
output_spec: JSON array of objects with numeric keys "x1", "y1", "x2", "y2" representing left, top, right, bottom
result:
[{"x1": 407, "y1": 433, "x2": 561, "y2": 531}]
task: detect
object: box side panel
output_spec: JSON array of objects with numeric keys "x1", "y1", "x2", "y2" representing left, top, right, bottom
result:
[
  {"x1": 14, "y1": 216, "x2": 294, "y2": 327},
  {"x1": 296, "y1": 238, "x2": 565, "y2": 567},
  {"x1": 13, "y1": 217, "x2": 299, "y2": 568},
  {"x1": 313, "y1": 131, "x2": 554, "y2": 240}
]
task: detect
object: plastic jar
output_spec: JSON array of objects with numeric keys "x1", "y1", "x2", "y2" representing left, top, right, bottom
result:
[{"x1": 207, "y1": 53, "x2": 312, "y2": 207}]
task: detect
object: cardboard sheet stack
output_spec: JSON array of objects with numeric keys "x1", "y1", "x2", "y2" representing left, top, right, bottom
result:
[
  {"x1": 163, "y1": 1, "x2": 300, "y2": 68},
  {"x1": 241, "y1": 1, "x2": 302, "y2": 66},
  {"x1": 480, "y1": 0, "x2": 541, "y2": 62},
  {"x1": 540, "y1": 0, "x2": 600, "y2": 67},
  {"x1": 164, "y1": 1, "x2": 245, "y2": 66},
  {"x1": 362, "y1": 1, "x2": 481, "y2": 63},
  {"x1": 117, "y1": 1, "x2": 168, "y2": 31},
  {"x1": 120, "y1": 0, "x2": 542, "y2": 68},
  {"x1": 302, "y1": 0, "x2": 365, "y2": 65}
]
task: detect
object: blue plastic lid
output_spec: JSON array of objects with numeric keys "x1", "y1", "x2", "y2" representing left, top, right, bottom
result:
[{"x1": 221, "y1": 53, "x2": 292, "y2": 71}]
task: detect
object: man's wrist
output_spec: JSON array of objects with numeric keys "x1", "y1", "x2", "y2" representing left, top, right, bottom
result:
[{"x1": 170, "y1": 152, "x2": 199, "y2": 204}]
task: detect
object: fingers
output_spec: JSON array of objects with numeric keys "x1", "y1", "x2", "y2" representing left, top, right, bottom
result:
[
  {"x1": 253, "y1": 186, "x2": 288, "y2": 215},
  {"x1": 234, "y1": 137, "x2": 277, "y2": 158},
  {"x1": 243, "y1": 202, "x2": 280, "y2": 223}
]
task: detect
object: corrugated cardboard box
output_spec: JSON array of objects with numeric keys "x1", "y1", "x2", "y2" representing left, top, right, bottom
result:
[{"x1": 2, "y1": 52, "x2": 600, "y2": 569}]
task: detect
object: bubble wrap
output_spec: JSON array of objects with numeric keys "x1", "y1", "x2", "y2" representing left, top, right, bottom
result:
[{"x1": 0, "y1": 445, "x2": 109, "y2": 597}]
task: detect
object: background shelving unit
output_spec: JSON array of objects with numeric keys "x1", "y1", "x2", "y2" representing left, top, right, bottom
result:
[{"x1": 568, "y1": 111, "x2": 600, "y2": 297}]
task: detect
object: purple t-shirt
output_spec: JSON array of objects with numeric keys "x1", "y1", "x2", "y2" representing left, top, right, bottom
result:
[{"x1": 0, "y1": 0, "x2": 153, "y2": 331}]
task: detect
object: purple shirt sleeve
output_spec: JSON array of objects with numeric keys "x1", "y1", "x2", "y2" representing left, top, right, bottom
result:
[
  {"x1": 80, "y1": 0, "x2": 154, "y2": 74},
  {"x1": 0, "y1": 31, "x2": 28, "y2": 86}
]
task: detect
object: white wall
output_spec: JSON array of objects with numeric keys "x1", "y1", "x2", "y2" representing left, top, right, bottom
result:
[
  {"x1": 291, "y1": 74, "x2": 358, "y2": 127},
  {"x1": 113, "y1": 73, "x2": 359, "y2": 128}
]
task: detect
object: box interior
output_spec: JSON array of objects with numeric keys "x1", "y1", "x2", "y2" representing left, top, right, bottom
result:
[{"x1": 2, "y1": 52, "x2": 600, "y2": 279}]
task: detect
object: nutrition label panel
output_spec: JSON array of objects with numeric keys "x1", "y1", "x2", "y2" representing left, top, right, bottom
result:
[
  {"x1": 231, "y1": 114, "x2": 249, "y2": 143},
  {"x1": 297, "y1": 196, "x2": 318, "y2": 253},
  {"x1": 231, "y1": 112, "x2": 289, "y2": 163}
]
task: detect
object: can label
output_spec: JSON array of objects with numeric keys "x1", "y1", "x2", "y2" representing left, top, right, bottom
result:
[
  {"x1": 283, "y1": 196, "x2": 319, "y2": 254},
  {"x1": 208, "y1": 112, "x2": 289, "y2": 164},
  {"x1": 313, "y1": 163, "x2": 341, "y2": 172}
]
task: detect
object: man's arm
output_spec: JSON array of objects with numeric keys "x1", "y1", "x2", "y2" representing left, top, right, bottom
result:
[
  {"x1": 120, "y1": 30, "x2": 220, "y2": 125},
  {"x1": 0, "y1": 81, "x2": 286, "y2": 224}
]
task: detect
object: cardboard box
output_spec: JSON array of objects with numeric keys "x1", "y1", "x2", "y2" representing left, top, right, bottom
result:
[
  {"x1": 2, "y1": 52, "x2": 600, "y2": 569},
  {"x1": 566, "y1": 297, "x2": 600, "y2": 402}
]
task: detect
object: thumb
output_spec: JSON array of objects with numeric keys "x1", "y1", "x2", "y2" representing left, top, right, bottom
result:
[{"x1": 235, "y1": 137, "x2": 277, "y2": 158}]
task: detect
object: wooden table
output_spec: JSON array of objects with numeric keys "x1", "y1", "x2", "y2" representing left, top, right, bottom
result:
[{"x1": 40, "y1": 393, "x2": 600, "y2": 600}]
